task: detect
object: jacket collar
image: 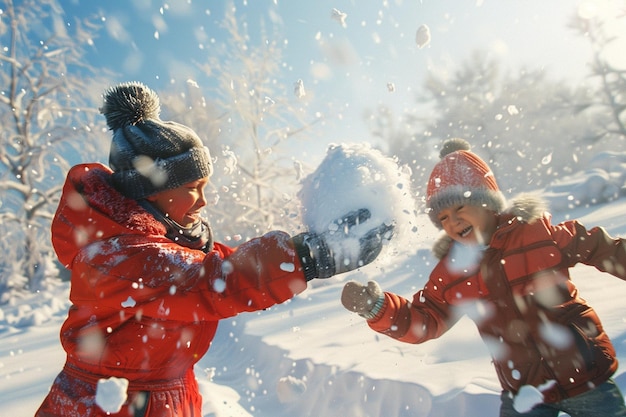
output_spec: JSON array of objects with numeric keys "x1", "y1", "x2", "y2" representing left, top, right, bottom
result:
[{"x1": 62, "y1": 163, "x2": 167, "y2": 236}]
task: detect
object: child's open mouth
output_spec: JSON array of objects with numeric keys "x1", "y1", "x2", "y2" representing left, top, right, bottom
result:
[{"x1": 460, "y1": 226, "x2": 473, "y2": 238}]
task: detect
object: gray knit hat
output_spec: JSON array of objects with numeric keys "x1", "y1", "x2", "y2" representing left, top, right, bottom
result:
[
  {"x1": 100, "y1": 81, "x2": 212, "y2": 199},
  {"x1": 426, "y1": 138, "x2": 506, "y2": 228}
]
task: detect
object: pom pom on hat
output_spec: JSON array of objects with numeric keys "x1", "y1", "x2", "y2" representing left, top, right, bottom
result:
[
  {"x1": 426, "y1": 138, "x2": 505, "y2": 228},
  {"x1": 101, "y1": 81, "x2": 213, "y2": 199},
  {"x1": 439, "y1": 138, "x2": 470, "y2": 158},
  {"x1": 101, "y1": 82, "x2": 161, "y2": 130}
]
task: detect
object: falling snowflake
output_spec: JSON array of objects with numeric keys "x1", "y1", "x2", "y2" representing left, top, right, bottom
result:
[
  {"x1": 213, "y1": 278, "x2": 226, "y2": 293},
  {"x1": 331, "y1": 8, "x2": 347, "y2": 27},
  {"x1": 541, "y1": 153, "x2": 553, "y2": 165},
  {"x1": 280, "y1": 262, "x2": 295, "y2": 272},
  {"x1": 294, "y1": 79, "x2": 306, "y2": 98},
  {"x1": 415, "y1": 24, "x2": 431, "y2": 49},
  {"x1": 121, "y1": 296, "x2": 136, "y2": 308},
  {"x1": 294, "y1": 160, "x2": 304, "y2": 181},
  {"x1": 221, "y1": 148, "x2": 238, "y2": 175},
  {"x1": 507, "y1": 105, "x2": 520, "y2": 115}
]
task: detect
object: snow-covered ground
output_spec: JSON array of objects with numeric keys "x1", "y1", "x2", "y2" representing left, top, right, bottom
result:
[{"x1": 3, "y1": 146, "x2": 626, "y2": 417}]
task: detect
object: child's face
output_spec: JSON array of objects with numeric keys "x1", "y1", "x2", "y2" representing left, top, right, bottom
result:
[
  {"x1": 146, "y1": 178, "x2": 210, "y2": 227},
  {"x1": 438, "y1": 204, "x2": 497, "y2": 246}
]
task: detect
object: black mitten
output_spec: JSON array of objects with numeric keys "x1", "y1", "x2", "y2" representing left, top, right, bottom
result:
[{"x1": 292, "y1": 209, "x2": 394, "y2": 280}]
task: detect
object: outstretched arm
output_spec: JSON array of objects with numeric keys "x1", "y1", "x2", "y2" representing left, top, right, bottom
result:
[
  {"x1": 341, "y1": 278, "x2": 457, "y2": 344},
  {"x1": 552, "y1": 218, "x2": 626, "y2": 279}
]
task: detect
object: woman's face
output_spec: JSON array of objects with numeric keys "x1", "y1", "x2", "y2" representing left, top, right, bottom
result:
[
  {"x1": 438, "y1": 204, "x2": 498, "y2": 246},
  {"x1": 146, "y1": 178, "x2": 209, "y2": 227}
]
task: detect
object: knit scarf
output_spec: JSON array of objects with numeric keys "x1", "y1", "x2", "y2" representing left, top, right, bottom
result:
[{"x1": 139, "y1": 200, "x2": 214, "y2": 253}]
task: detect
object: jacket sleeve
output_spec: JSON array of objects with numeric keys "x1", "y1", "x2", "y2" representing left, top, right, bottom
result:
[
  {"x1": 551, "y1": 218, "x2": 626, "y2": 280},
  {"x1": 71, "y1": 231, "x2": 307, "y2": 322},
  {"x1": 198, "y1": 232, "x2": 309, "y2": 318},
  {"x1": 367, "y1": 268, "x2": 457, "y2": 343}
]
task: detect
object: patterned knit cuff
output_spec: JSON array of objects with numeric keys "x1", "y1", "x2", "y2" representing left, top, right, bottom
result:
[
  {"x1": 292, "y1": 233, "x2": 318, "y2": 281},
  {"x1": 358, "y1": 295, "x2": 385, "y2": 320}
]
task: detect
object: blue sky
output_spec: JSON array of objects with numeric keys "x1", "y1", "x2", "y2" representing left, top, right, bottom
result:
[{"x1": 59, "y1": 0, "x2": 625, "y2": 157}]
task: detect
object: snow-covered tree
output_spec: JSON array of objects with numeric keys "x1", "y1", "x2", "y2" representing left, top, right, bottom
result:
[
  {"x1": 0, "y1": 0, "x2": 109, "y2": 293},
  {"x1": 568, "y1": 12, "x2": 626, "y2": 143},
  {"x1": 376, "y1": 51, "x2": 609, "y2": 202}
]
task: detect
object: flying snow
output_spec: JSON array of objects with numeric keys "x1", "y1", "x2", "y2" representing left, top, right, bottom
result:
[
  {"x1": 446, "y1": 242, "x2": 485, "y2": 273},
  {"x1": 415, "y1": 24, "x2": 431, "y2": 48},
  {"x1": 95, "y1": 376, "x2": 129, "y2": 414},
  {"x1": 276, "y1": 375, "x2": 307, "y2": 403},
  {"x1": 513, "y1": 380, "x2": 557, "y2": 413},
  {"x1": 331, "y1": 8, "x2": 347, "y2": 27},
  {"x1": 221, "y1": 148, "x2": 238, "y2": 175},
  {"x1": 294, "y1": 79, "x2": 306, "y2": 98},
  {"x1": 133, "y1": 155, "x2": 168, "y2": 188},
  {"x1": 121, "y1": 296, "x2": 136, "y2": 308},
  {"x1": 280, "y1": 262, "x2": 296, "y2": 272}
]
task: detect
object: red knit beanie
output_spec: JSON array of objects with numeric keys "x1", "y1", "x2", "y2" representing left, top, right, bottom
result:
[{"x1": 426, "y1": 138, "x2": 505, "y2": 228}]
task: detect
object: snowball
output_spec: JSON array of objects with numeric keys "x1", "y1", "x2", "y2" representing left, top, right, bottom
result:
[
  {"x1": 298, "y1": 143, "x2": 415, "y2": 246},
  {"x1": 96, "y1": 376, "x2": 129, "y2": 414}
]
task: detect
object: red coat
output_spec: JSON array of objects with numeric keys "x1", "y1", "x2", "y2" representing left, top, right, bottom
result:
[
  {"x1": 368, "y1": 196, "x2": 624, "y2": 403},
  {"x1": 36, "y1": 163, "x2": 308, "y2": 416}
]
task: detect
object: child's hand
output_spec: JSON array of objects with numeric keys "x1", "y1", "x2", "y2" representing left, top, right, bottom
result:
[
  {"x1": 341, "y1": 280, "x2": 384, "y2": 319},
  {"x1": 292, "y1": 209, "x2": 394, "y2": 280}
]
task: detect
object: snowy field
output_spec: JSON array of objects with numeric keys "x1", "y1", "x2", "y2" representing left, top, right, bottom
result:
[{"x1": 3, "y1": 147, "x2": 626, "y2": 417}]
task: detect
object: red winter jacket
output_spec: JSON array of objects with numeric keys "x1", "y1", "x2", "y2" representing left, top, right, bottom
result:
[
  {"x1": 368, "y1": 196, "x2": 625, "y2": 403},
  {"x1": 36, "y1": 163, "x2": 308, "y2": 417}
]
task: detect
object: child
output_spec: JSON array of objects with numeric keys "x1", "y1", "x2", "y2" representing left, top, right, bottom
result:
[
  {"x1": 36, "y1": 81, "x2": 391, "y2": 417},
  {"x1": 341, "y1": 138, "x2": 626, "y2": 416}
]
